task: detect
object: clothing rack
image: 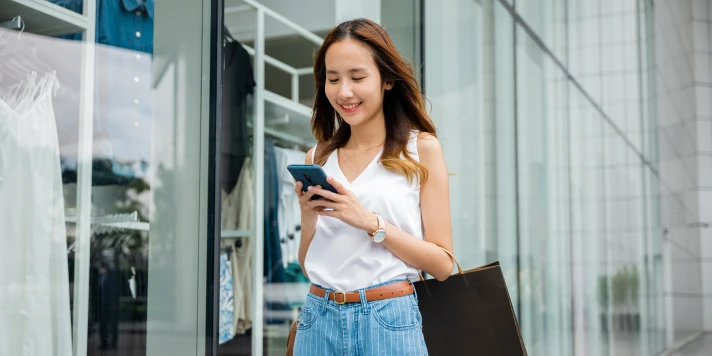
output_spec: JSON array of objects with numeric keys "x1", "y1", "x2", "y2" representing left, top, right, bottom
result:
[
  {"x1": 265, "y1": 127, "x2": 311, "y2": 150},
  {"x1": 224, "y1": 1, "x2": 323, "y2": 353}
]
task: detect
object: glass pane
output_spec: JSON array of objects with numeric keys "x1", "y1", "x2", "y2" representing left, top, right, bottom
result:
[
  {"x1": 570, "y1": 83, "x2": 607, "y2": 356},
  {"x1": 517, "y1": 0, "x2": 566, "y2": 64},
  {"x1": 0, "y1": 1, "x2": 209, "y2": 355},
  {"x1": 219, "y1": 1, "x2": 322, "y2": 354},
  {"x1": 568, "y1": 0, "x2": 646, "y2": 153},
  {"x1": 382, "y1": 0, "x2": 422, "y2": 84},
  {"x1": 423, "y1": 0, "x2": 488, "y2": 270},
  {"x1": 423, "y1": 0, "x2": 519, "y2": 331},
  {"x1": 515, "y1": 23, "x2": 572, "y2": 356}
]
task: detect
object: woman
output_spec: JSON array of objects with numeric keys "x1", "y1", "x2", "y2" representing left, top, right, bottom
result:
[{"x1": 293, "y1": 18, "x2": 453, "y2": 355}]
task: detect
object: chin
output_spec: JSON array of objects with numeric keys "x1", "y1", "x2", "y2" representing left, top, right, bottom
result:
[{"x1": 340, "y1": 113, "x2": 371, "y2": 127}]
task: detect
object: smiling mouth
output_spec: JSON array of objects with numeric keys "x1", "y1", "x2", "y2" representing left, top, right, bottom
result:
[{"x1": 340, "y1": 102, "x2": 361, "y2": 113}]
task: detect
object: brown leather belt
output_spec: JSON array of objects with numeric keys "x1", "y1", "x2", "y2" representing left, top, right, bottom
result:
[{"x1": 309, "y1": 281, "x2": 414, "y2": 305}]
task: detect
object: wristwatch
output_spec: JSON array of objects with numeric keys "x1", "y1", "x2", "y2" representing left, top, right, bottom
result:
[{"x1": 368, "y1": 213, "x2": 387, "y2": 243}]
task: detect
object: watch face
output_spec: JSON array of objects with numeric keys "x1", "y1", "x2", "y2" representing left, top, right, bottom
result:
[{"x1": 373, "y1": 230, "x2": 387, "y2": 243}]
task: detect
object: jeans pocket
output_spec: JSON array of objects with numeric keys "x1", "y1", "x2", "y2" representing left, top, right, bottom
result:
[
  {"x1": 371, "y1": 296, "x2": 421, "y2": 331},
  {"x1": 296, "y1": 296, "x2": 319, "y2": 330},
  {"x1": 296, "y1": 307, "x2": 317, "y2": 330}
]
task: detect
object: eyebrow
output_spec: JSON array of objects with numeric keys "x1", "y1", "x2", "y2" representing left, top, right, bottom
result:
[{"x1": 326, "y1": 67, "x2": 368, "y2": 75}]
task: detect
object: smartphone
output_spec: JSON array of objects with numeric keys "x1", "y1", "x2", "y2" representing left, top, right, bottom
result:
[{"x1": 287, "y1": 164, "x2": 338, "y2": 200}]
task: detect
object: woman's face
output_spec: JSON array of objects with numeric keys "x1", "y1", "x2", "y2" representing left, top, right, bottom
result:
[{"x1": 324, "y1": 38, "x2": 392, "y2": 127}]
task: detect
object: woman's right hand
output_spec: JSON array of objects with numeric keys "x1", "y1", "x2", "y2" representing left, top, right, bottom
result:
[{"x1": 295, "y1": 181, "x2": 321, "y2": 228}]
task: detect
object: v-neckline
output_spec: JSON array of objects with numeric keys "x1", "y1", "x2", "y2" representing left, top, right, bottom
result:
[{"x1": 335, "y1": 147, "x2": 383, "y2": 185}]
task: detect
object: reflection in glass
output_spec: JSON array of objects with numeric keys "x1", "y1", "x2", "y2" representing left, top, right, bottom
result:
[
  {"x1": 1, "y1": 1, "x2": 154, "y2": 354},
  {"x1": 515, "y1": 24, "x2": 572, "y2": 356}
]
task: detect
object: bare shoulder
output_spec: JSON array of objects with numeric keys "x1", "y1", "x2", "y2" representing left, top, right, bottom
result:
[{"x1": 416, "y1": 132, "x2": 443, "y2": 156}]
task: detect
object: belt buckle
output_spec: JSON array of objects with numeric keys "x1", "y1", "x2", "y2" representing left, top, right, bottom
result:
[{"x1": 333, "y1": 291, "x2": 347, "y2": 305}]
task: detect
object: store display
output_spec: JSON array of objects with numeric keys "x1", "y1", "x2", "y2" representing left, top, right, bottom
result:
[{"x1": 1, "y1": 2, "x2": 155, "y2": 355}]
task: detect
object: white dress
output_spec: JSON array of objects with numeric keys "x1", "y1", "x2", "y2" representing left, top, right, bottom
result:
[{"x1": 0, "y1": 72, "x2": 73, "y2": 356}]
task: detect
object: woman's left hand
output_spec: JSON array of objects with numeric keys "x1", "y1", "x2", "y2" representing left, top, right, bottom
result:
[{"x1": 307, "y1": 176, "x2": 378, "y2": 233}]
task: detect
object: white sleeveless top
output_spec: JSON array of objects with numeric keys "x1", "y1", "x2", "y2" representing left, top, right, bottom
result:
[{"x1": 305, "y1": 130, "x2": 423, "y2": 291}]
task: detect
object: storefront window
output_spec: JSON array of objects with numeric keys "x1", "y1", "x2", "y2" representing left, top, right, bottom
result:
[{"x1": 0, "y1": 1, "x2": 212, "y2": 355}]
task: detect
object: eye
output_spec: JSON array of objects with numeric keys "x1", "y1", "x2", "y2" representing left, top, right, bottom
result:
[
  {"x1": 328, "y1": 79, "x2": 339, "y2": 84},
  {"x1": 352, "y1": 77, "x2": 365, "y2": 82}
]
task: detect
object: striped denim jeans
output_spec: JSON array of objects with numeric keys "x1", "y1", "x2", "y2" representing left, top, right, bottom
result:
[{"x1": 293, "y1": 279, "x2": 429, "y2": 356}]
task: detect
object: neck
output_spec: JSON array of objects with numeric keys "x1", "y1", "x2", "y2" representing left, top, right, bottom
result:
[{"x1": 346, "y1": 111, "x2": 386, "y2": 150}]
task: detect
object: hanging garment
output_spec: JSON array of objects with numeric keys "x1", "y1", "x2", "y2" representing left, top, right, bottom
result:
[
  {"x1": 274, "y1": 147, "x2": 307, "y2": 267},
  {"x1": 264, "y1": 140, "x2": 291, "y2": 324},
  {"x1": 264, "y1": 140, "x2": 286, "y2": 283},
  {"x1": 221, "y1": 158, "x2": 254, "y2": 334},
  {"x1": 221, "y1": 34, "x2": 255, "y2": 193},
  {"x1": 219, "y1": 253, "x2": 235, "y2": 344},
  {"x1": 50, "y1": 0, "x2": 155, "y2": 54},
  {"x1": 229, "y1": 237, "x2": 253, "y2": 335},
  {"x1": 222, "y1": 157, "x2": 254, "y2": 232},
  {"x1": 0, "y1": 71, "x2": 73, "y2": 356}
]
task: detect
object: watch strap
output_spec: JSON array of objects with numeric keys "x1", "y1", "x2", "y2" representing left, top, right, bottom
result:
[{"x1": 368, "y1": 213, "x2": 385, "y2": 237}]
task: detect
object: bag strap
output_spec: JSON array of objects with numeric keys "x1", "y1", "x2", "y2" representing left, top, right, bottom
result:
[
  {"x1": 418, "y1": 246, "x2": 463, "y2": 281},
  {"x1": 285, "y1": 320, "x2": 298, "y2": 355}
]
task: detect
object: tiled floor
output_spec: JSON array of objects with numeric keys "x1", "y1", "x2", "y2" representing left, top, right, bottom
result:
[{"x1": 671, "y1": 333, "x2": 712, "y2": 356}]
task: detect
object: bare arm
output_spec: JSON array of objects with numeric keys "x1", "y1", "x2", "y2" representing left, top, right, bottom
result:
[{"x1": 378, "y1": 133, "x2": 454, "y2": 280}]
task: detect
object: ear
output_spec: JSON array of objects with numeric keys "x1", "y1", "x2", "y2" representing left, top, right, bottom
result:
[{"x1": 383, "y1": 81, "x2": 394, "y2": 90}]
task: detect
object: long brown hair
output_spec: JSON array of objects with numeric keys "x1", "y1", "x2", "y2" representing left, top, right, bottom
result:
[{"x1": 311, "y1": 18, "x2": 436, "y2": 185}]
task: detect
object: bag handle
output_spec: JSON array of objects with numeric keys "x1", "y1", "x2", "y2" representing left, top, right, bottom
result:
[{"x1": 418, "y1": 246, "x2": 463, "y2": 281}]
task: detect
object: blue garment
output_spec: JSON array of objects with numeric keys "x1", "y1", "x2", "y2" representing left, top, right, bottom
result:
[
  {"x1": 293, "y1": 280, "x2": 429, "y2": 355},
  {"x1": 98, "y1": 0, "x2": 154, "y2": 53},
  {"x1": 264, "y1": 140, "x2": 286, "y2": 283},
  {"x1": 264, "y1": 140, "x2": 290, "y2": 323},
  {"x1": 49, "y1": 0, "x2": 154, "y2": 54},
  {"x1": 218, "y1": 253, "x2": 235, "y2": 344}
]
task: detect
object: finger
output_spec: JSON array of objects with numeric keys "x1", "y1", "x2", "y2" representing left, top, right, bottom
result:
[
  {"x1": 311, "y1": 187, "x2": 342, "y2": 202},
  {"x1": 316, "y1": 209, "x2": 339, "y2": 218},
  {"x1": 294, "y1": 181, "x2": 304, "y2": 195},
  {"x1": 326, "y1": 176, "x2": 350, "y2": 195},
  {"x1": 308, "y1": 198, "x2": 338, "y2": 210},
  {"x1": 300, "y1": 185, "x2": 321, "y2": 202}
]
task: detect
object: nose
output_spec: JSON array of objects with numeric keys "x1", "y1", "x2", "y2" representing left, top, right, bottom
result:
[{"x1": 338, "y1": 82, "x2": 353, "y2": 101}]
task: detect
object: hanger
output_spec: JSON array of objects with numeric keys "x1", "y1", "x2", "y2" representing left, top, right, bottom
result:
[
  {"x1": 223, "y1": 25, "x2": 235, "y2": 47},
  {"x1": 0, "y1": 16, "x2": 23, "y2": 32},
  {"x1": 0, "y1": 17, "x2": 54, "y2": 86}
]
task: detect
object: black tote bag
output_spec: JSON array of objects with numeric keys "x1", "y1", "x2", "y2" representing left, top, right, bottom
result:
[{"x1": 414, "y1": 250, "x2": 528, "y2": 355}]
